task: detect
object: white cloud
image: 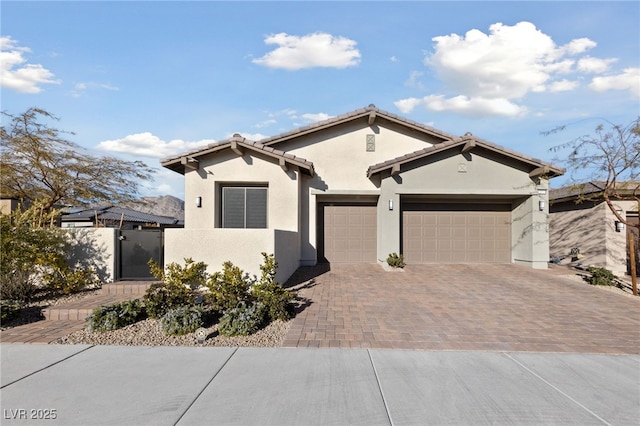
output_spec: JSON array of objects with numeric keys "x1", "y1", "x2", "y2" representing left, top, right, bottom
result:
[
  {"x1": 561, "y1": 37, "x2": 597, "y2": 55},
  {"x1": 548, "y1": 79, "x2": 579, "y2": 92},
  {"x1": 71, "y1": 81, "x2": 120, "y2": 98},
  {"x1": 394, "y1": 97, "x2": 424, "y2": 114},
  {"x1": 577, "y1": 56, "x2": 618, "y2": 73},
  {"x1": 589, "y1": 68, "x2": 640, "y2": 97},
  {"x1": 97, "y1": 132, "x2": 215, "y2": 158},
  {"x1": 300, "y1": 112, "x2": 331, "y2": 122},
  {"x1": 427, "y1": 22, "x2": 591, "y2": 99},
  {"x1": 405, "y1": 70, "x2": 425, "y2": 90},
  {"x1": 0, "y1": 36, "x2": 60, "y2": 93},
  {"x1": 253, "y1": 119, "x2": 277, "y2": 129},
  {"x1": 404, "y1": 95, "x2": 527, "y2": 117},
  {"x1": 390, "y1": 56, "x2": 398, "y2": 63},
  {"x1": 252, "y1": 32, "x2": 361, "y2": 70},
  {"x1": 399, "y1": 21, "x2": 620, "y2": 117}
]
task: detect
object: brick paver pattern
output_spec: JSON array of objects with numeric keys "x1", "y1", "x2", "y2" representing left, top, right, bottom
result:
[{"x1": 282, "y1": 264, "x2": 639, "y2": 354}]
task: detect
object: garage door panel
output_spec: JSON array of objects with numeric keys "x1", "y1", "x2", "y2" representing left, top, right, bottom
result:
[
  {"x1": 403, "y1": 207, "x2": 511, "y2": 264},
  {"x1": 323, "y1": 205, "x2": 377, "y2": 263}
]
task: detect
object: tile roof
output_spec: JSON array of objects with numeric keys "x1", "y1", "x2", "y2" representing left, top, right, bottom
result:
[
  {"x1": 61, "y1": 206, "x2": 181, "y2": 225},
  {"x1": 161, "y1": 134, "x2": 315, "y2": 176},
  {"x1": 550, "y1": 181, "x2": 639, "y2": 202},
  {"x1": 367, "y1": 135, "x2": 565, "y2": 178},
  {"x1": 258, "y1": 104, "x2": 456, "y2": 146}
]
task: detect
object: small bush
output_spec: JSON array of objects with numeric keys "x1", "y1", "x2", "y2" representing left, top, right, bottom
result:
[
  {"x1": 205, "y1": 261, "x2": 252, "y2": 312},
  {"x1": 218, "y1": 302, "x2": 265, "y2": 336},
  {"x1": 0, "y1": 270, "x2": 36, "y2": 302},
  {"x1": 143, "y1": 282, "x2": 194, "y2": 319},
  {"x1": 251, "y1": 253, "x2": 294, "y2": 321},
  {"x1": 585, "y1": 267, "x2": 617, "y2": 286},
  {"x1": 1, "y1": 299, "x2": 22, "y2": 323},
  {"x1": 160, "y1": 306, "x2": 205, "y2": 336},
  {"x1": 87, "y1": 299, "x2": 145, "y2": 332},
  {"x1": 148, "y1": 258, "x2": 208, "y2": 291},
  {"x1": 45, "y1": 266, "x2": 99, "y2": 295},
  {"x1": 386, "y1": 252, "x2": 405, "y2": 268}
]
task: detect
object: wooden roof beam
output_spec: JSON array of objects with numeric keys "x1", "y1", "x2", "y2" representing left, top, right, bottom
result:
[
  {"x1": 461, "y1": 140, "x2": 476, "y2": 154},
  {"x1": 230, "y1": 140, "x2": 244, "y2": 156},
  {"x1": 529, "y1": 165, "x2": 550, "y2": 178},
  {"x1": 180, "y1": 157, "x2": 199, "y2": 171},
  {"x1": 368, "y1": 111, "x2": 376, "y2": 126}
]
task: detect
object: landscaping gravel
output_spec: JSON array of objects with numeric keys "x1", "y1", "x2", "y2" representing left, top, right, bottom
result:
[{"x1": 55, "y1": 318, "x2": 291, "y2": 347}]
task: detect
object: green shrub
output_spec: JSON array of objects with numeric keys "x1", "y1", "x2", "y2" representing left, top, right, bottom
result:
[
  {"x1": 218, "y1": 302, "x2": 266, "y2": 336},
  {"x1": 585, "y1": 267, "x2": 617, "y2": 286},
  {"x1": 143, "y1": 282, "x2": 194, "y2": 319},
  {"x1": 1, "y1": 203, "x2": 95, "y2": 301},
  {"x1": 386, "y1": 252, "x2": 405, "y2": 268},
  {"x1": 87, "y1": 299, "x2": 145, "y2": 332},
  {"x1": 205, "y1": 261, "x2": 252, "y2": 312},
  {"x1": 148, "y1": 258, "x2": 208, "y2": 291},
  {"x1": 160, "y1": 306, "x2": 206, "y2": 336},
  {"x1": 45, "y1": 266, "x2": 99, "y2": 295},
  {"x1": 251, "y1": 253, "x2": 294, "y2": 321},
  {"x1": 1, "y1": 299, "x2": 22, "y2": 323}
]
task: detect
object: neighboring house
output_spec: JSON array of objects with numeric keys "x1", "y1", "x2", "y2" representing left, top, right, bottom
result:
[
  {"x1": 60, "y1": 206, "x2": 184, "y2": 229},
  {"x1": 0, "y1": 197, "x2": 20, "y2": 215},
  {"x1": 161, "y1": 105, "x2": 564, "y2": 282},
  {"x1": 550, "y1": 181, "x2": 640, "y2": 276}
]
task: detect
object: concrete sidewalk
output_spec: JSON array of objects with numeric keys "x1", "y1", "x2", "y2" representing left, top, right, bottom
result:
[{"x1": 1, "y1": 345, "x2": 638, "y2": 425}]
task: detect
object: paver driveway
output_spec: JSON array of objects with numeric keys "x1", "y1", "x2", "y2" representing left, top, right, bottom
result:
[{"x1": 283, "y1": 263, "x2": 639, "y2": 353}]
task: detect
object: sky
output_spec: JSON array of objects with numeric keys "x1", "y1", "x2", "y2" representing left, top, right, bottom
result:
[{"x1": 2, "y1": 1, "x2": 639, "y2": 200}]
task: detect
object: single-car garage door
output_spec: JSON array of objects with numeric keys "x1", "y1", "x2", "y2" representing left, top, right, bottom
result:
[
  {"x1": 322, "y1": 205, "x2": 376, "y2": 263},
  {"x1": 403, "y1": 203, "x2": 511, "y2": 263}
]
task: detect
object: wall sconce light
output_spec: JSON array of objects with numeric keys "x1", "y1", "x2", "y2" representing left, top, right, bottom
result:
[
  {"x1": 537, "y1": 188, "x2": 547, "y2": 195},
  {"x1": 195, "y1": 196, "x2": 202, "y2": 208},
  {"x1": 388, "y1": 199, "x2": 393, "y2": 211},
  {"x1": 538, "y1": 200, "x2": 545, "y2": 211},
  {"x1": 615, "y1": 208, "x2": 625, "y2": 232}
]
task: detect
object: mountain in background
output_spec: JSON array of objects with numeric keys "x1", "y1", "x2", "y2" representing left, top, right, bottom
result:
[{"x1": 123, "y1": 195, "x2": 185, "y2": 220}]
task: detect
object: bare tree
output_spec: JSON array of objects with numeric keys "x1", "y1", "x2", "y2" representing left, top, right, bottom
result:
[
  {"x1": 1, "y1": 108, "x2": 155, "y2": 212},
  {"x1": 546, "y1": 117, "x2": 640, "y2": 230}
]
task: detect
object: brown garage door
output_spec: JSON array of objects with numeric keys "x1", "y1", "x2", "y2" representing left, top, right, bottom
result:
[
  {"x1": 403, "y1": 204, "x2": 511, "y2": 263},
  {"x1": 322, "y1": 205, "x2": 376, "y2": 263}
]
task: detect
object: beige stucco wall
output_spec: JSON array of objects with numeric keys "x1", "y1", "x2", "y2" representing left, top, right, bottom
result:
[
  {"x1": 170, "y1": 149, "x2": 304, "y2": 282},
  {"x1": 550, "y1": 200, "x2": 636, "y2": 275},
  {"x1": 377, "y1": 149, "x2": 550, "y2": 268},
  {"x1": 183, "y1": 150, "x2": 300, "y2": 231},
  {"x1": 165, "y1": 228, "x2": 296, "y2": 283},
  {"x1": 63, "y1": 228, "x2": 116, "y2": 283},
  {"x1": 282, "y1": 122, "x2": 437, "y2": 263}
]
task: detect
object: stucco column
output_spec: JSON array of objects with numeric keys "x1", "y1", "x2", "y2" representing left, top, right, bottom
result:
[{"x1": 377, "y1": 191, "x2": 401, "y2": 263}]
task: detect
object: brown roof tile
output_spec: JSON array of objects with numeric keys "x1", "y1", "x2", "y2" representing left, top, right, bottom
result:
[{"x1": 367, "y1": 136, "x2": 565, "y2": 178}]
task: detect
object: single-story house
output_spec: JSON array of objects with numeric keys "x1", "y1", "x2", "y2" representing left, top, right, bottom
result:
[
  {"x1": 550, "y1": 181, "x2": 639, "y2": 276},
  {"x1": 161, "y1": 105, "x2": 564, "y2": 282},
  {"x1": 60, "y1": 206, "x2": 184, "y2": 229}
]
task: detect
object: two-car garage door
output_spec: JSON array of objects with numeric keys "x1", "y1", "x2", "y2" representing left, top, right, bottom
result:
[
  {"x1": 402, "y1": 204, "x2": 511, "y2": 264},
  {"x1": 320, "y1": 203, "x2": 511, "y2": 264}
]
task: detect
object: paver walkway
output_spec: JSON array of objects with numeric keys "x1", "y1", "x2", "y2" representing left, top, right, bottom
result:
[{"x1": 283, "y1": 263, "x2": 639, "y2": 353}]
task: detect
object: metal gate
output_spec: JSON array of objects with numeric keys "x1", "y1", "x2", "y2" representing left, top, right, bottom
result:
[{"x1": 117, "y1": 229, "x2": 163, "y2": 280}]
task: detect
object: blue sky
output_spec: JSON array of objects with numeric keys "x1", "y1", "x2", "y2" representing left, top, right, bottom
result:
[{"x1": 2, "y1": 1, "x2": 639, "y2": 200}]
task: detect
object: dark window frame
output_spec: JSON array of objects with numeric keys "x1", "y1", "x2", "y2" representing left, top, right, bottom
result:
[{"x1": 221, "y1": 185, "x2": 268, "y2": 229}]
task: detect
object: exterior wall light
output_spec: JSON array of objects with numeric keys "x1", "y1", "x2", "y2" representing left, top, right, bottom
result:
[
  {"x1": 389, "y1": 199, "x2": 393, "y2": 211},
  {"x1": 537, "y1": 188, "x2": 547, "y2": 195},
  {"x1": 538, "y1": 200, "x2": 545, "y2": 211},
  {"x1": 195, "y1": 196, "x2": 202, "y2": 208},
  {"x1": 615, "y1": 208, "x2": 625, "y2": 232}
]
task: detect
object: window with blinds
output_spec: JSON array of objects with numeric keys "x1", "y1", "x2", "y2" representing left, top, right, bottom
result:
[{"x1": 221, "y1": 186, "x2": 267, "y2": 228}]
